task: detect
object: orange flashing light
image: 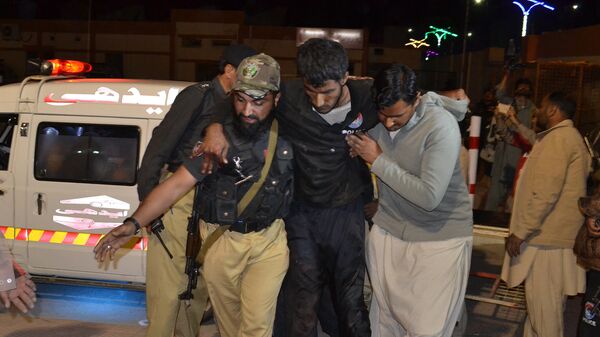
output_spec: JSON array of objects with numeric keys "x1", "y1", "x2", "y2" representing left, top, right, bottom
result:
[{"x1": 42, "y1": 59, "x2": 92, "y2": 75}]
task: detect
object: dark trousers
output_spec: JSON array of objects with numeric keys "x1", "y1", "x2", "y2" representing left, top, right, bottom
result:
[
  {"x1": 317, "y1": 286, "x2": 339, "y2": 337},
  {"x1": 282, "y1": 199, "x2": 370, "y2": 337},
  {"x1": 579, "y1": 269, "x2": 600, "y2": 337},
  {"x1": 274, "y1": 278, "x2": 339, "y2": 337}
]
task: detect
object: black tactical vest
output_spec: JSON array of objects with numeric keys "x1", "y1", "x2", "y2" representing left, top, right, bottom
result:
[{"x1": 199, "y1": 122, "x2": 294, "y2": 229}]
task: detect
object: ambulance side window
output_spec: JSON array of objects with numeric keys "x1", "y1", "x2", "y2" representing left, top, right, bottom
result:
[
  {"x1": 0, "y1": 114, "x2": 17, "y2": 171},
  {"x1": 34, "y1": 122, "x2": 140, "y2": 185}
]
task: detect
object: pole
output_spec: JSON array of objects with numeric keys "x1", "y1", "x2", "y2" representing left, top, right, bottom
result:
[
  {"x1": 521, "y1": 14, "x2": 528, "y2": 37},
  {"x1": 513, "y1": 1, "x2": 555, "y2": 37}
]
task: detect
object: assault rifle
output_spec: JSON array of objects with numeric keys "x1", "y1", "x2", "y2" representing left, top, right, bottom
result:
[{"x1": 179, "y1": 182, "x2": 203, "y2": 301}]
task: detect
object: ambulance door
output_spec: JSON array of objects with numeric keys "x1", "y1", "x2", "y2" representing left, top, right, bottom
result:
[
  {"x1": 0, "y1": 114, "x2": 17, "y2": 239},
  {"x1": 25, "y1": 115, "x2": 146, "y2": 282}
]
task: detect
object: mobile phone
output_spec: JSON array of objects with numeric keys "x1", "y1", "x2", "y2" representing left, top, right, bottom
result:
[{"x1": 497, "y1": 103, "x2": 511, "y2": 115}]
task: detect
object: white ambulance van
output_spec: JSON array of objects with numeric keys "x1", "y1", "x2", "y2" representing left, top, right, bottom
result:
[{"x1": 0, "y1": 60, "x2": 193, "y2": 283}]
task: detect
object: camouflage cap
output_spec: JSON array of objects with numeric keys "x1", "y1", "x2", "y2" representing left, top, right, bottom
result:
[{"x1": 232, "y1": 53, "x2": 280, "y2": 99}]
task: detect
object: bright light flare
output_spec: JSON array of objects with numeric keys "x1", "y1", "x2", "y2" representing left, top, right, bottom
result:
[{"x1": 42, "y1": 59, "x2": 93, "y2": 76}]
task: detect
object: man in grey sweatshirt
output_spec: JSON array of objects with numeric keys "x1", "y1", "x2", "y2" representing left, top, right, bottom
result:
[{"x1": 347, "y1": 64, "x2": 472, "y2": 337}]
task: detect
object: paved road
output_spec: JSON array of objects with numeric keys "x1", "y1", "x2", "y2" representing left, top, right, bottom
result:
[{"x1": 0, "y1": 241, "x2": 584, "y2": 337}]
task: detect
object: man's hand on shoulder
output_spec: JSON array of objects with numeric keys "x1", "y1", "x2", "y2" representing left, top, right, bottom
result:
[{"x1": 198, "y1": 123, "x2": 230, "y2": 175}]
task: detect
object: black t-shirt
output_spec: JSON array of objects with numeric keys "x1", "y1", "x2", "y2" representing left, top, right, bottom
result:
[
  {"x1": 278, "y1": 79, "x2": 378, "y2": 207},
  {"x1": 210, "y1": 79, "x2": 378, "y2": 208}
]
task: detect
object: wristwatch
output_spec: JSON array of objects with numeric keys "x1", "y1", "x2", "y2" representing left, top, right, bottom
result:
[{"x1": 124, "y1": 217, "x2": 142, "y2": 235}]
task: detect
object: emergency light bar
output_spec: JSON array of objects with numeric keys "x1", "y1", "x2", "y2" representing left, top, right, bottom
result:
[{"x1": 41, "y1": 59, "x2": 92, "y2": 76}]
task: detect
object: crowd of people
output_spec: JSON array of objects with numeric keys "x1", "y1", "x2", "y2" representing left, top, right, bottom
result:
[
  {"x1": 473, "y1": 69, "x2": 599, "y2": 337},
  {"x1": 3, "y1": 36, "x2": 600, "y2": 337}
]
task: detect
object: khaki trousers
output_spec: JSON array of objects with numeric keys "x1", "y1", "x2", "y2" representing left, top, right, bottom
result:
[
  {"x1": 202, "y1": 219, "x2": 289, "y2": 337},
  {"x1": 146, "y1": 186, "x2": 209, "y2": 337},
  {"x1": 521, "y1": 248, "x2": 585, "y2": 337}
]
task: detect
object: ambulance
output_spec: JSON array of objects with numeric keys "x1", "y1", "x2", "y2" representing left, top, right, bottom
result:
[{"x1": 0, "y1": 59, "x2": 194, "y2": 284}]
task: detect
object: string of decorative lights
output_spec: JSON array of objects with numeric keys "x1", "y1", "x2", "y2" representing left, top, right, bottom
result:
[
  {"x1": 425, "y1": 26, "x2": 458, "y2": 47},
  {"x1": 405, "y1": 37, "x2": 430, "y2": 48},
  {"x1": 512, "y1": 0, "x2": 555, "y2": 37}
]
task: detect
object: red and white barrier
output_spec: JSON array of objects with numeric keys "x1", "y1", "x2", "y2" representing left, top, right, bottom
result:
[{"x1": 468, "y1": 116, "x2": 481, "y2": 204}]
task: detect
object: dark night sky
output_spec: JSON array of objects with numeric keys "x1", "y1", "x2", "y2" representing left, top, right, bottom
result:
[{"x1": 2, "y1": 0, "x2": 600, "y2": 51}]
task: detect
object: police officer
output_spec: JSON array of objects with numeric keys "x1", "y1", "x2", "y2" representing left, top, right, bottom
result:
[
  {"x1": 201, "y1": 38, "x2": 378, "y2": 337},
  {"x1": 95, "y1": 53, "x2": 293, "y2": 337},
  {"x1": 136, "y1": 44, "x2": 256, "y2": 337}
]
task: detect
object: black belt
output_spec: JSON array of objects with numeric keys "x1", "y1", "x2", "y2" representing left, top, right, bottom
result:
[{"x1": 229, "y1": 219, "x2": 271, "y2": 234}]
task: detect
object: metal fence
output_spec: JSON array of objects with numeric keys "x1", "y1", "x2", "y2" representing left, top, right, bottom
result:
[{"x1": 535, "y1": 62, "x2": 600, "y2": 135}]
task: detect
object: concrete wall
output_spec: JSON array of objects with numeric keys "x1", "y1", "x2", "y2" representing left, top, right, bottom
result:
[
  {"x1": 416, "y1": 47, "x2": 506, "y2": 102},
  {"x1": 368, "y1": 46, "x2": 422, "y2": 73},
  {"x1": 523, "y1": 24, "x2": 600, "y2": 64},
  {"x1": 1, "y1": 10, "x2": 599, "y2": 92},
  {"x1": 0, "y1": 19, "x2": 173, "y2": 81},
  {"x1": 0, "y1": 10, "x2": 368, "y2": 83}
]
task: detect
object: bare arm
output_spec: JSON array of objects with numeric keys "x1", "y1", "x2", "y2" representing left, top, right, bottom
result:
[
  {"x1": 94, "y1": 166, "x2": 198, "y2": 261},
  {"x1": 198, "y1": 123, "x2": 230, "y2": 174},
  {"x1": 506, "y1": 106, "x2": 536, "y2": 145},
  {"x1": 496, "y1": 70, "x2": 510, "y2": 100}
]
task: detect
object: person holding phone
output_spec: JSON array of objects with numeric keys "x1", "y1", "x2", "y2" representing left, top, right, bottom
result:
[{"x1": 485, "y1": 70, "x2": 537, "y2": 212}]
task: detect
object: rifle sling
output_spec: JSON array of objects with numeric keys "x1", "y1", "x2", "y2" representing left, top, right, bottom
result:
[{"x1": 197, "y1": 119, "x2": 279, "y2": 264}]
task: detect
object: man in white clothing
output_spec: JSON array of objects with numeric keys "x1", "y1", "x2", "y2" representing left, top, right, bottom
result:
[
  {"x1": 346, "y1": 63, "x2": 472, "y2": 337},
  {"x1": 502, "y1": 91, "x2": 590, "y2": 337}
]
